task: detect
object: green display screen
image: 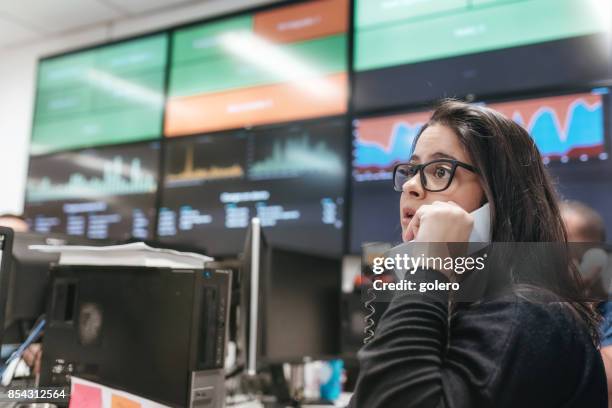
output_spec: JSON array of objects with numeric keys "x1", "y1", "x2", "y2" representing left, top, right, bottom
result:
[
  {"x1": 169, "y1": 16, "x2": 346, "y2": 97},
  {"x1": 165, "y1": 0, "x2": 349, "y2": 136},
  {"x1": 31, "y1": 34, "x2": 168, "y2": 155},
  {"x1": 355, "y1": 0, "x2": 608, "y2": 72}
]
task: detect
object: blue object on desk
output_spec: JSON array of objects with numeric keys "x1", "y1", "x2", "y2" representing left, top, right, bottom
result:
[
  {"x1": 0, "y1": 345, "x2": 17, "y2": 360},
  {"x1": 0, "y1": 318, "x2": 45, "y2": 376},
  {"x1": 320, "y1": 359, "x2": 343, "y2": 401}
]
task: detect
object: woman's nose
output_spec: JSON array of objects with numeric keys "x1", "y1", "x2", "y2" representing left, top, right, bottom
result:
[{"x1": 403, "y1": 172, "x2": 424, "y2": 198}]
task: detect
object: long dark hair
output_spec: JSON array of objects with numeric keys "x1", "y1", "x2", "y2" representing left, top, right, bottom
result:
[{"x1": 415, "y1": 100, "x2": 599, "y2": 339}]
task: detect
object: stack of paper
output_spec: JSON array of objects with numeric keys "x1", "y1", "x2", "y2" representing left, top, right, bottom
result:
[{"x1": 29, "y1": 242, "x2": 212, "y2": 269}]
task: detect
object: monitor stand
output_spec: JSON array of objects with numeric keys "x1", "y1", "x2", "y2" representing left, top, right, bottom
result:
[
  {"x1": 261, "y1": 364, "x2": 335, "y2": 407},
  {"x1": 263, "y1": 364, "x2": 298, "y2": 407}
]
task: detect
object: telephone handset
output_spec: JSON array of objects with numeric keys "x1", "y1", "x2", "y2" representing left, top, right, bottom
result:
[
  {"x1": 363, "y1": 203, "x2": 492, "y2": 344},
  {"x1": 468, "y1": 202, "x2": 491, "y2": 243}
]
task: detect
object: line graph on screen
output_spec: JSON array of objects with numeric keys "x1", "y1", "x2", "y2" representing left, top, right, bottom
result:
[
  {"x1": 353, "y1": 110, "x2": 431, "y2": 182},
  {"x1": 488, "y1": 92, "x2": 606, "y2": 163}
]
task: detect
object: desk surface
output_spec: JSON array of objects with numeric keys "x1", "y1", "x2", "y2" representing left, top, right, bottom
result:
[
  {"x1": 230, "y1": 392, "x2": 352, "y2": 408},
  {"x1": 1, "y1": 380, "x2": 352, "y2": 407},
  {"x1": 0, "y1": 378, "x2": 36, "y2": 408}
]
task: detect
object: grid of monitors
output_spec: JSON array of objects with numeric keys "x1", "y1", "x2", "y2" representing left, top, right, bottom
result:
[
  {"x1": 158, "y1": 118, "x2": 347, "y2": 256},
  {"x1": 31, "y1": 34, "x2": 168, "y2": 155},
  {"x1": 164, "y1": 0, "x2": 349, "y2": 136},
  {"x1": 24, "y1": 142, "x2": 160, "y2": 241},
  {"x1": 353, "y1": 0, "x2": 611, "y2": 111},
  {"x1": 24, "y1": 0, "x2": 612, "y2": 253}
]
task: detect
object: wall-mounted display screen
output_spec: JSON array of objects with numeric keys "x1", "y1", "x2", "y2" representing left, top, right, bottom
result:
[
  {"x1": 31, "y1": 34, "x2": 168, "y2": 155},
  {"x1": 350, "y1": 110, "x2": 429, "y2": 252},
  {"x1": 158, "y1": 119, "x2": 347, "y2": 256},
  {"x1": 517, "y1": 88, "x2": 612, "y2": 235},
  {"x1": 354, "y1": 0, "x2": 610, "y2": 111},
  {"x1": 23, "y1": 142, "x2": 160, "y2": 240},
  {"x1": 165, "y1": 0, "x2": 349, "y2": 137},
  {"x1": 352, "y1": 110, "x2": 431, "y2": 182},
  {"x1": 486, "y1": 89, "x2": 608, "y2": 164},
  {"x1": 350, "y1": 88, "x2": 612, "y2": 252}
]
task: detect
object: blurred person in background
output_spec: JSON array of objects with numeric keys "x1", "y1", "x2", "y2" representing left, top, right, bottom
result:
[
  {"x1": 0, "y1": 214, "x2": 28, "y2": 233},
  {"x1": 561, "y1": 200, "x2": 612, "y2": 408},
  {"x1": 561, "y1": 201, "x2": 606, "y2": 243}
]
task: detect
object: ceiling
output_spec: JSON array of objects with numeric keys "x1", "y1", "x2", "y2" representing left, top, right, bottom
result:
[{"x1": 0, "y1": 0, "x2": 210, "y2": 49}]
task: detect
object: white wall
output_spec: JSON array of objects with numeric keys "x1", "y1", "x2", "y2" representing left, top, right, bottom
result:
[{"x1": 0, "y1": 0, "x2": 280, "y2": 215}]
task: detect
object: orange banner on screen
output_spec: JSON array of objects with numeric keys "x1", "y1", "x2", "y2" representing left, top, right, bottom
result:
[
  {"x1": 254, "y1": 0, "x2": 348, "y2": 44},
  {"x1": 165, "y1": 72, "x2": 347, "y2": 136},
  {"x1": 358, "y1": 111, "x2": 433, "y2": 147}
]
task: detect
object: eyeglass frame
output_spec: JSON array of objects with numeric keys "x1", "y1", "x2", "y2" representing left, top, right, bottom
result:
[{"x1": 392, "y1": 159, "x2": 479, "y2": 193}]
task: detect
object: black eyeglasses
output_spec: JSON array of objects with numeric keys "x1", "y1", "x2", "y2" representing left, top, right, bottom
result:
[{"x1": 393, "y1": 159, "x2": 478, "y2": 192}]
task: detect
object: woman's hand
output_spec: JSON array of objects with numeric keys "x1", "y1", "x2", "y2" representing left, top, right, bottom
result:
[{"x1": 404, "y1": 201, "x2": 474, "y2": 243}]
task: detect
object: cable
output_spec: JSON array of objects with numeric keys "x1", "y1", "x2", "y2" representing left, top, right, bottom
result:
[
  {"x1": 363, "y1": 286, "x2": 376, "y2": 344},
  {"x1": 0, "y1": 317, "x2": 46, "y2": 379}
]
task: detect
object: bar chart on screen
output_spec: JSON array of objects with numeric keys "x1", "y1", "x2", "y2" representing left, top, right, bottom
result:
[
  {"x1": 249, "y1": 132, "x2": 344, "y2": 180},
  {"x1": 24, "y1": 143, "x2": 160, "y2": 240},
  {"x1": 164, "y1": 133, "x2": 248, "y2": 187}
]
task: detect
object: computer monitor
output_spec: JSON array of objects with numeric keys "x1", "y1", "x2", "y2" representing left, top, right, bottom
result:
[
  {"x1": 2, "y1": 232, "x2": 107, "y2": 345},
  {"x1": 505, "y1": 87, "x2": 612, "y2": 238},
  {"x1": 349, "y1": 110, "x2": 427, "y2": 252},
  {"x1": 31, "y1": 33, "x2": 167, "y2": 155},
  {"x1": 158, "y1": 118, "x2": 347, "y2": 257},
  {"x1": 349, "y1": 87, "x2": 612, "y2": 252},
  {"x1": 23, "y1": 141, "x2": 160, "y2": 241},
  {"x1": 164, "y1": 0, "x2": 349, "y2": 136},
  {"x1": 353, "y1": 0, "x2": 611, "y2": 111},
  {"x1": 0, "y1": 227, "x2": 14, "y2": 346},
  {"x1": 240, "y1": 218, "x2": 342, "y2": 375}
]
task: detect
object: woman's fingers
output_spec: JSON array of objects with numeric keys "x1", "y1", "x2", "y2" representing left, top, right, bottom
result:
[
  {"x1": 410, "y1": 201, "x2": 473, "y2": 242},
  {"x1": 405, "y1": 204, "x2": 428, "y2": 241}
]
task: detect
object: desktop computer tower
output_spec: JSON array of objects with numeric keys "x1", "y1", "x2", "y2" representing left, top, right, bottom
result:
[{"x1": 40, "y1": 265, "x2": 231, "y2": 408}]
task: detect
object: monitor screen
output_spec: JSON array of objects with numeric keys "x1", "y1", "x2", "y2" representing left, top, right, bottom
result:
[
  {"x1": 353, "y1": 0, "x2": 610, "y2": 111},
  {"x1": 350, "y1": 88, "x2": 612, "y2": 252},
  {"x1": 240, "y1": 220, "x2": 341, "y2": 369},
  {"x1": 23, "y1": 142, "x2": 160, "y2": 240},
  {"x1": 352, "y1": 110, "x2": 431, "y2": 182},
  {"x1": 164, "y1": 0, "x2": 349, "y2": 137},
  {"x1": 350, "y1": 110, "x2": 429, "y2": 253},
  {"x1": 158, "y1": 118, "x2": 347, "y2": 256},
  {"x1": 485, "y1": 88, "x2": 609, "y2": 164},
  {"x1": 31, "y1": 34, "x2": 168, "y2": 155}
]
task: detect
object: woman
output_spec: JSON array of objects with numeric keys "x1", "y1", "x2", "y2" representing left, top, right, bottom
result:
[{"x1": 349, "y1": 100, "x2": 606, "y2": 407}]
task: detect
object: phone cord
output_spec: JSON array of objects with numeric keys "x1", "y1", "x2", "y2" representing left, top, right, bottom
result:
[{"x1": 364, "y1": 286, "x2": 376, "y2": 344}]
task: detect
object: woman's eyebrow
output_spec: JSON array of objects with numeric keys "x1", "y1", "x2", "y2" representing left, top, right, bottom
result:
[{"x1": 431, "y1": 152, "x2": 458, "y2": 160}]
